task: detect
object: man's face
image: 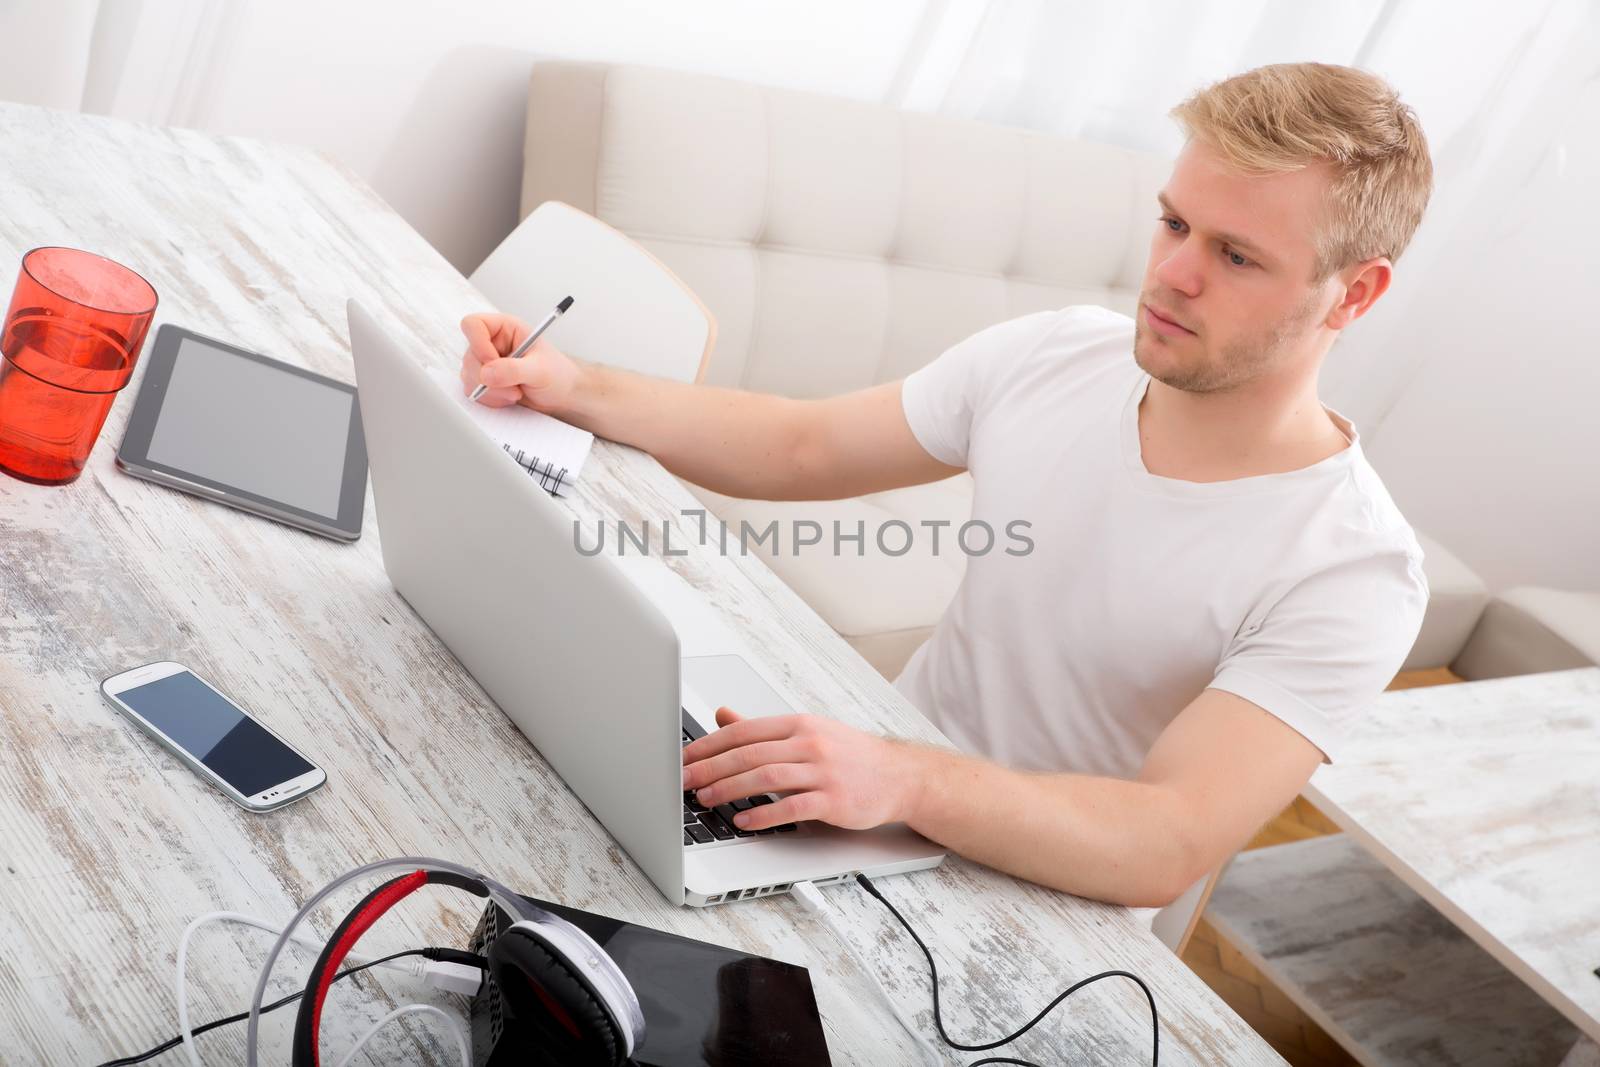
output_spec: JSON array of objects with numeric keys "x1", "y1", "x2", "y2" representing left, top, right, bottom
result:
[{"x1": 1134, "y1": 140, "x2": 1336, "y2": 394}]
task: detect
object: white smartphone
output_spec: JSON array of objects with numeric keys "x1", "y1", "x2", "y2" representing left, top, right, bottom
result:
[{"x1": 101, "y1": 660, "x2": 326, "y2": 812}]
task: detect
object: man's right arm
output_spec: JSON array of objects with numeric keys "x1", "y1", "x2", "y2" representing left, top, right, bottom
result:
[{"x1": 460, "y1": 313, "x2": 961, "y2": 501}]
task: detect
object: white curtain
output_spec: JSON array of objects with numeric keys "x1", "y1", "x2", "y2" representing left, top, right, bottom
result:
[
  {"x1": 81, "y1": 0, "x2": 241, "y2": 127},
  {"x1": 887, "y1": 0, "x2": 1554, "y2": 167},
  {"x1": 892, "y1": 0, "x2": 1388, "y2": 149},
  {"x1": 1324, "y1": 0, "x2": 1589, "y2": 429},
  {"x1": 0, "y1": 0, "x2": 239, "y2": 126},
  {"x1": 884, "y1": 0, "x2": 1580, "y2": 430}
]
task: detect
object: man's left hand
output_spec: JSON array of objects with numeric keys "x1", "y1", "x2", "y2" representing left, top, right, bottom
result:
[{"x1": 681, "y1": 708, "x2": 926, "y2": 832}]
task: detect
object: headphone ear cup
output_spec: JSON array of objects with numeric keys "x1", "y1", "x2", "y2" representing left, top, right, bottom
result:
[{"x1": 488, "y1": 925, "x2": 627, "y2": 1067}]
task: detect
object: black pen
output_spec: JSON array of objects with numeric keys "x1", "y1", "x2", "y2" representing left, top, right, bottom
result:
[{"x1": 469, "y1": 294, "x2": 574, "y2": 402}]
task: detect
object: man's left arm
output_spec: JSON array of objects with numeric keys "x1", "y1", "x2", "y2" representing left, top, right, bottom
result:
[
  {"x1": 682, "y1": 688, "x2": 1322, "y2": 908},
  {"x1": 901, "y1": 688, "x2": 1323, "y2": 906},
  {"x1": 683, "y1": 548, "x2": 1426, "y2": 906}
]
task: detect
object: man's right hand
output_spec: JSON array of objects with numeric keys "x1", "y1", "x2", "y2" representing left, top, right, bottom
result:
[
  {"x1": 458, "y1": 312, "x2": 582, "y2": 414},
  {"x1": 456, "y1": 310, "x2": 959, "y2": 503}
]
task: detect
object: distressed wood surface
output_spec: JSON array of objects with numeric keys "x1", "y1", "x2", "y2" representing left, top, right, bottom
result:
[
  {"x1": 0, "y1": 103, "x2": 1281, "y2": 1065},
  {"x1": 1209, "y1": 835, "x2": 1578, "y2": 1065},
  {"x1": 1305, "y1": 668, "x2": 1600, "y2": 1043}
]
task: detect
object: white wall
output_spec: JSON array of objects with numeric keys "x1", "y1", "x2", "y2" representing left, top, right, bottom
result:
[
  {"x1": 154, "y1": 0, "x2": 927, "y2": 273},
  {"x1": 1358, "y1": 67, "x2": 1600, "y2": 592}
]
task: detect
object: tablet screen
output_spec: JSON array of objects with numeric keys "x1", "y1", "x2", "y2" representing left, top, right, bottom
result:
[{"x1": 144, "y1": 336, "x2": 355, "y2": 518}]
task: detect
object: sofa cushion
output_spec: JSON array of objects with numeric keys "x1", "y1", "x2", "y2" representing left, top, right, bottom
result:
[
  {"x1": 686, "y1": 476, "x2": 973, "y2": 678},
  {"x1": 1403, "y1": 532, "x2": 1490, "y2": 671},
  {"x1": 1451, "y1": 586, "x2": 1600, "y2": 680},
  {"x1": 522, "y1": 62, "x2": 1168, "y2": 400}
]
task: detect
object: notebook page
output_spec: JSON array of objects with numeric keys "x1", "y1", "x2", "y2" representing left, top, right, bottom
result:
[{"x1": 428, "y1": 367, "x2": 594, "y2": 496}]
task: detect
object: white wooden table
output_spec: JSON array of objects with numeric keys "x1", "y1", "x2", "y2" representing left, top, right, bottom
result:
[
  {"x1": 1212, "y1": 668, "x2": 1600, "y2": 1064},
  {"x1": 1307, "y1": 668, "x2": 1600, "y2": 1044},
  {"x1": 0, "y1": 103, "x2": 1283, "y2": 1066}
]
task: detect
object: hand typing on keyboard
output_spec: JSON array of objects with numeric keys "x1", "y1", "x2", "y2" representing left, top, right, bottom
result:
[
  {"x1": 682, "y1": 706, "x2": 926, "y2": 833},
  {"x1": 681, "y1": 713, "x2": 799, "y2": 845}
]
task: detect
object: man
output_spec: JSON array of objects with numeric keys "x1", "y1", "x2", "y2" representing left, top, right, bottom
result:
[{"x1": 457, "y1": 63, "x2": 1432, "y2": 909}]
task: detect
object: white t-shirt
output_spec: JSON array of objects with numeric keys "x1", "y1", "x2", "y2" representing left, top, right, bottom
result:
[{"x1": 895, "y1": 305, "x2": 1428, "y2": 778}]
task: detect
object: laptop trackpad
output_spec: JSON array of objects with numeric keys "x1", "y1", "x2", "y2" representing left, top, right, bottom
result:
[{"x1": 682, "y1": 654, "x2": 800, "y2": 734}]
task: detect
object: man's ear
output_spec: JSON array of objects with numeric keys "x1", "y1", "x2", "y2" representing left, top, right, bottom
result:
[{"x1": 1324, "y1": 256, "x2": 1392, "y2": 330}]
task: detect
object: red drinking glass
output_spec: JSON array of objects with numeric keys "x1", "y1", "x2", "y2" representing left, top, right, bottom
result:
[{"x1": 0, "y1": 247, "x2": 158, "y2": 484}]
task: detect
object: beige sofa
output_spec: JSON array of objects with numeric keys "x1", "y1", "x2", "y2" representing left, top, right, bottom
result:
[
  {"x1": 1453, "y1": 587, "x2": 1600, "y2": 679},
  {"x1": 496, "y1": 61, "x2": 1489, "y2": 683}
]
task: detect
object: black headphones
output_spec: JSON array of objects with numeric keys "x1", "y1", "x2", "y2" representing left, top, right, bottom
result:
[{"x1": 242, "y1": 857, "x2": 644, "y2": 1067}]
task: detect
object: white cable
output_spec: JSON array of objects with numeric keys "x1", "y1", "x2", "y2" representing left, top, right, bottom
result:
[
  {"x1": 174, "y1": 911, "x2": 418, "y2": 1067},
  {"x1": 247, "y1": 856, "x2": 538, "y2": 1063},
  {"x1": 790, "y1": 880, "x2": 947, "y2": 1067},
  {"x1": 331, "y1": 1003, "x2": 471, "y2": 1067},
  {"x1": 422, "y1": 960, "x2": 484, "y2": 997}
]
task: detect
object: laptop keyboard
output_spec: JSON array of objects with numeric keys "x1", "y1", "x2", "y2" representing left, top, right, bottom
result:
[{"x1": 682, "y1": 710, "x2": 797, "y2": 848}]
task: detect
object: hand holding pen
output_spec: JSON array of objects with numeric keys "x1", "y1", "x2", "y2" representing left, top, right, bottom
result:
[{"x1": 467, "y1": 295, "x2": 574, "y2": 402}]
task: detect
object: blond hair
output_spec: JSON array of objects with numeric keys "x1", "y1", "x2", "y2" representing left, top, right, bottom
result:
[{"x1": 1170, "y1": 62, "x2": 1433, "y2": 282}]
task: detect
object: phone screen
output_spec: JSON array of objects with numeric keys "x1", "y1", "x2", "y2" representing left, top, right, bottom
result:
[{"x1": 116, "y1": 672, "x2": 315, "y2": 797}]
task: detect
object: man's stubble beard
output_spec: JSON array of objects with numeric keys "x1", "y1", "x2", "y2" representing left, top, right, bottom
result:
[{"x1": 1135, "y1": 290, "x2": 1322, "y2": 394}]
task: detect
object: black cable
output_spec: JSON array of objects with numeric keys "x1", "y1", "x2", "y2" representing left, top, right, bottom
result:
[
  {"x1": 855, "y1": 873, "x2": 1160, "y2": 1067},
  {"x1": 95, "y1": 946, "x2": 486, "y2": 1067}
]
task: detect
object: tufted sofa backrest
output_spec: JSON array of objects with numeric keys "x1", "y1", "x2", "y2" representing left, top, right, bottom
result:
[{"x1": 519, "y1": 62, "x2": 1172, "y2": 398}]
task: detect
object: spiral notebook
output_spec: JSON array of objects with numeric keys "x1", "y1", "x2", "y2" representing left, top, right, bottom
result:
[{"x1": 429, "y1": 367, "x2": 593, "y2": 496}]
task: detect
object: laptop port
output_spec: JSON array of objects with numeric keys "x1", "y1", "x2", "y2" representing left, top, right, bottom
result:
[{"x1": 705, "y1": 893, "x2": 722, "y2": 904}]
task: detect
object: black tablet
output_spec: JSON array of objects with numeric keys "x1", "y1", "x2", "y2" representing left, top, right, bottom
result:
[{"x1": 116, "y1": 324, "x2": 367, "y2": 541}]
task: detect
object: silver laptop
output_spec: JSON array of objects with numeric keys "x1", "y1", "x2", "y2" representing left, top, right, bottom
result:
[{"x1": 347, "y1": 300, "x2": 945, "y2": 906}]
